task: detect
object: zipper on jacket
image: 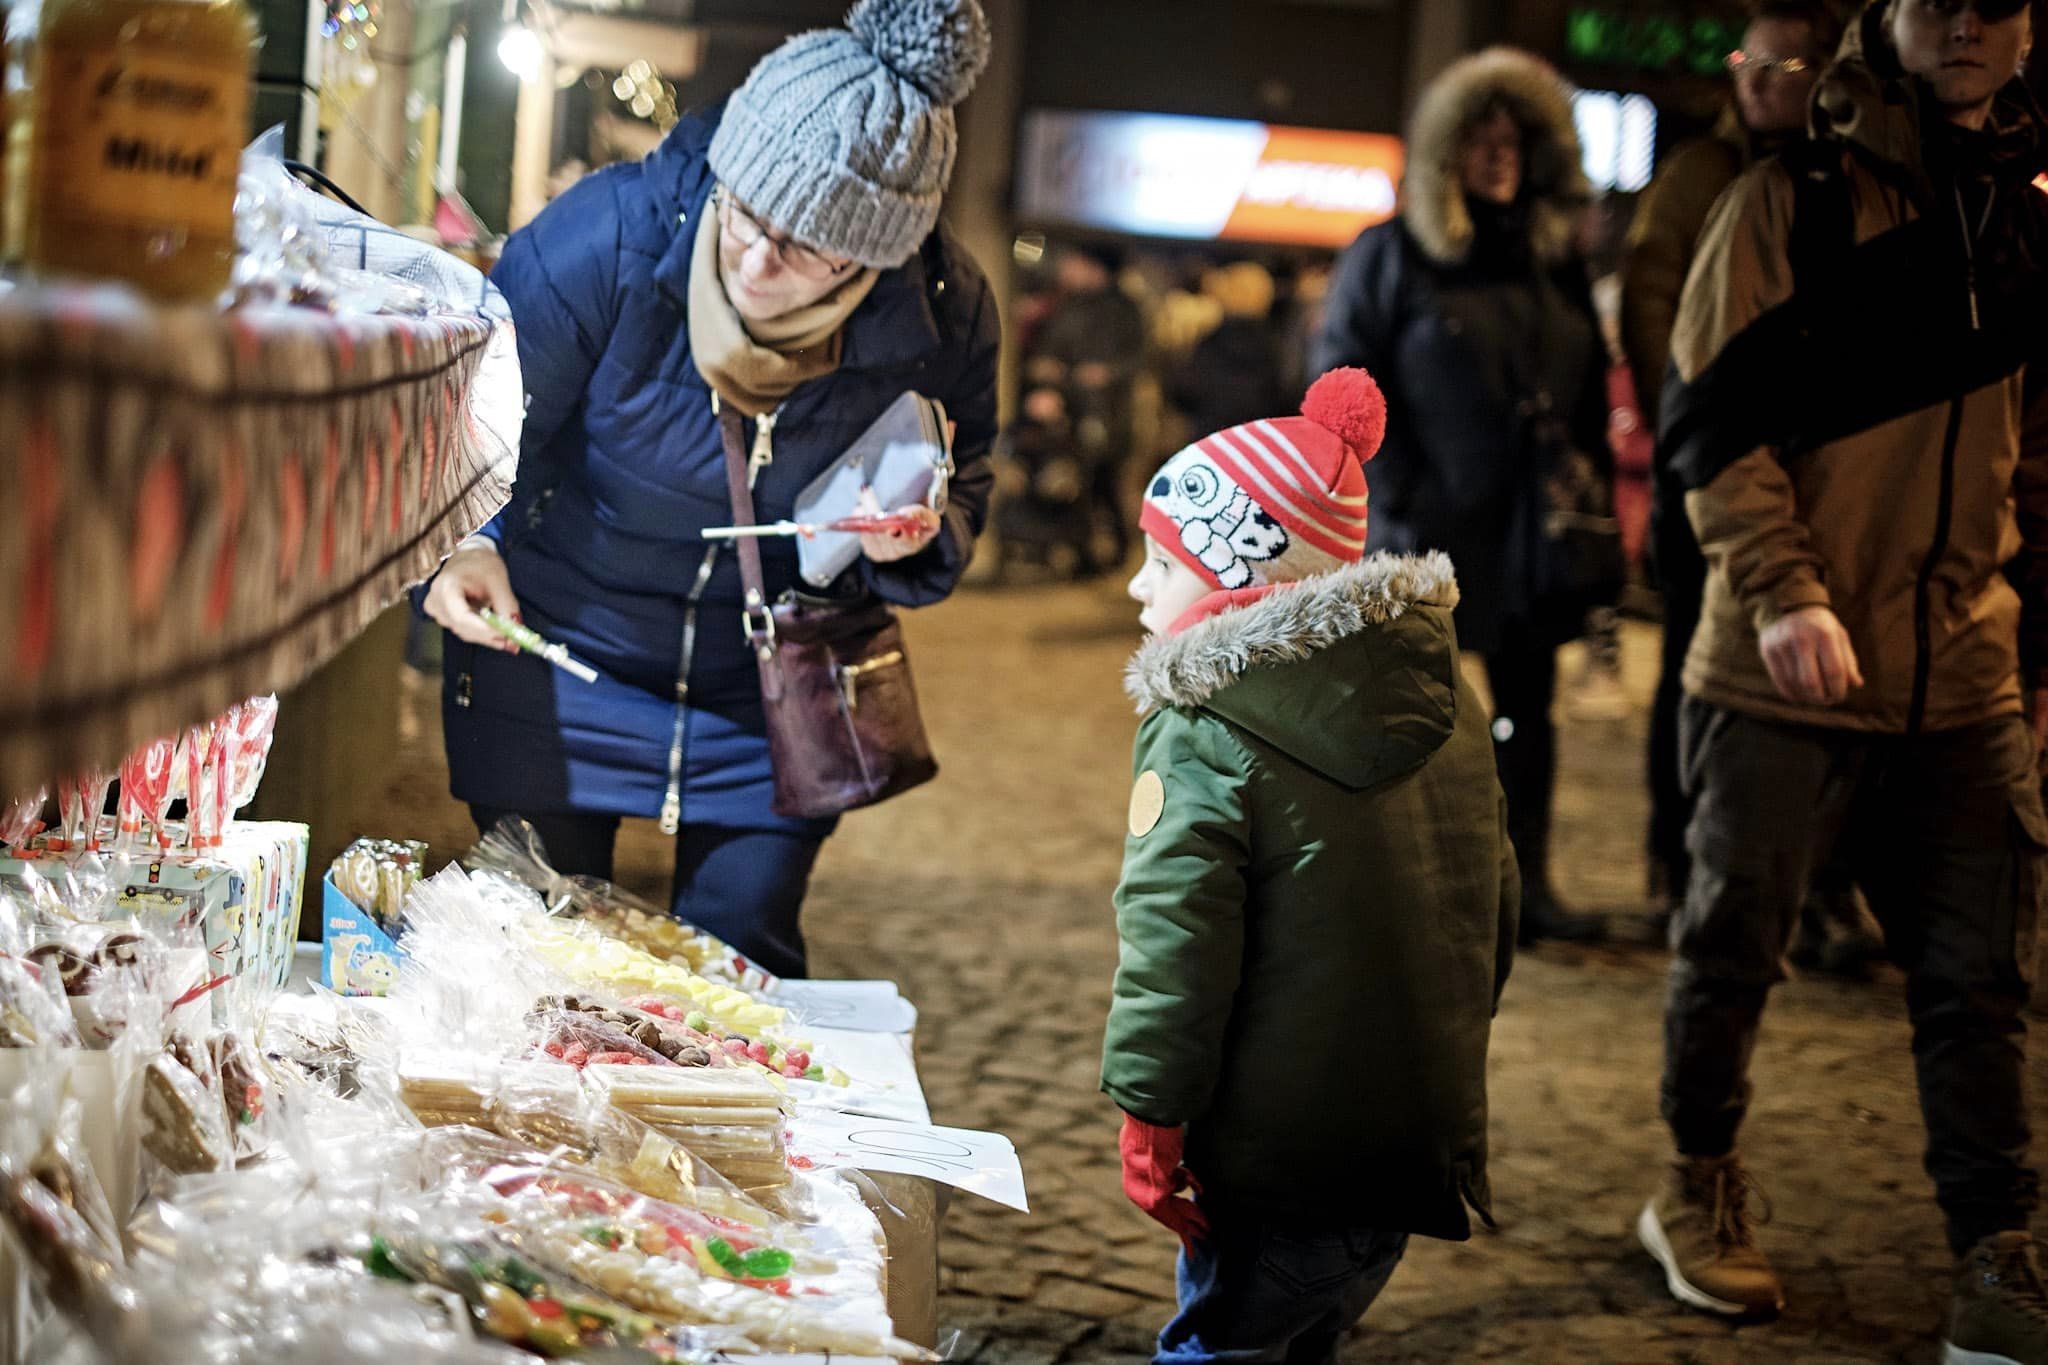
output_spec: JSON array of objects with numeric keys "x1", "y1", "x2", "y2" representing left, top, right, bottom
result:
[
  {"x1": 663, "y1": 544, "x2": 719, "y2": 835},
  {"x1": 1909, "y1": 182, "x2": 1998, "y2": 734},
  {"x1": 660, "y1": 400, "x2": 781, "y2": 836},
  {"x1": 1910, "y1": 399, "x2": 1965, "y2": 736}
]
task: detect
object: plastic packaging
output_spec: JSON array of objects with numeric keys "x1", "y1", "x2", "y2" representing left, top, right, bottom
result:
[
  {"x1": 0, "y1": 789, "x2": 44, "y2": 850},
  {"x1": 465, "y1": 819, "x2": 775, "y2": 991},
  {"x1": 331, "y1": 838, "x2": 428, "y2": 939},
  {"x1": 435, "y1": 1137, "x2": 924, "y2": 1359},
  {"x1": 115, "y1": 737, "x2": 176, "y2": 854},
  {"x1": 0, "y1": 1067, "x2": 135, "y2": 1340}
]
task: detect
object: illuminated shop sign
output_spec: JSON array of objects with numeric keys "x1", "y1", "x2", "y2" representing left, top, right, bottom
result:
[
  {"x1": 1573, "y1": 88, "x2": 1658, "y2": 192},
  {"x1": 1014, "y1": 109, "x2": 1405, "y2": 248},
  {"x1": 1565, "y1": 7, "x2": 1745, "y2": 78}
]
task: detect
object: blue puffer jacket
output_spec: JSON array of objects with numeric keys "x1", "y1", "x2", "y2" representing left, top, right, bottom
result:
[{"x1": 439, "y1": 107, "x2": 1000, "y2": 834}]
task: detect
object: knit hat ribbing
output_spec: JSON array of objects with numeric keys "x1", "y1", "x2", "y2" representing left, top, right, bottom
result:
[
  {"x1": 1142, "y1": 368, "x2": 1387, "y2": 592},
  {"x1": 707, "y1": 0, "x2": 990, "y2": 270}
]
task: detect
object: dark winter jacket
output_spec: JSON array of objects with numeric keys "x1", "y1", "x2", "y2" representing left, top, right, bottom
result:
[
  {"x1": 1621, "y1": 106, "x2": 1780, "y2": 435},
  {"x1": 1100, "y1": 554, "x2": 1518, "y2": 1240},
  {"x1": 439, "y1": 108, "x2": 1000, "y2": 829},
  {"x1": 1663, "y1": 8, "x2": 2048, "y2": 733},
  {"x1": 1311, "y1": 48, "x2": 1610, "y2": 655},
  {"x1": 1168, "y1": 317, "x2": 1288, "y2": 438}
]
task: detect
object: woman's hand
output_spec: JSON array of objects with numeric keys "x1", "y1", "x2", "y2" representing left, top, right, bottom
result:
[
  {"x1": 856, "y1": 488, "x2": 942, "y2": 564},
  {"x1": 423, "y1": 541, "x2": 524, "y2": 652}
]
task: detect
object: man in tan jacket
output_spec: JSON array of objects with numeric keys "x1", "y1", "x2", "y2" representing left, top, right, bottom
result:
[{"x1": 1638, "y1": 3, "x2": 2048, "y2": 1359}]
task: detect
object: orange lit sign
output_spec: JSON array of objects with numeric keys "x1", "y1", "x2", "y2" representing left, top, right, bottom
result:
[{"x1": 1016, "y1": 110, "x2": 1404, "y2": 249}]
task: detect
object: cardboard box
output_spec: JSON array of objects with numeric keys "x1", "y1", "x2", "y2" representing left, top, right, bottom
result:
[
  {"x1": 0, "y1": 821, "x2": 309, "y2": 999},
  {"x1": 319, "y1": 871, "x2": 407, "y2": 996}
]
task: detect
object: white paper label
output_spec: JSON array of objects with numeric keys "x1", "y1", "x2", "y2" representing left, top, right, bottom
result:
[
  {"x1": 774, "y1": 979, "x2": 919, "y2": 1034},
  {"x1": 788, "y1": 1111, "x2": 1029, "y2": 1212}
]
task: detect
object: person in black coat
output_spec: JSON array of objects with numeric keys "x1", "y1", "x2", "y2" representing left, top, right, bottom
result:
[{"x1": 1313, "y1": 47, "x2": 1613, "y2": 943}]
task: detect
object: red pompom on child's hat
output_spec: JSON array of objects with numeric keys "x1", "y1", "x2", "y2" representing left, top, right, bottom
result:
[{"x1": 1301, "y1": 366, "x2": 1387, "y2": 462}]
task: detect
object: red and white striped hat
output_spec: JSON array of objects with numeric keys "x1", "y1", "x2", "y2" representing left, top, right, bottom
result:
[{"x1": 1141, "y1": 367, "x2": 1387, "y2": 592}]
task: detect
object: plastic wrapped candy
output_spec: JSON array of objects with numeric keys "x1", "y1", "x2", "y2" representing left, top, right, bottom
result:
[
  {"x1": 478, "y1": 1074, "x2": 773, "y2": 1227},
  {"x1": 362, "y1": 1222, "x2": 680, "y2": 1360},
  {"x1": 24, "y1": 922, "x2": 169, "y2": 1048},
  {"x1": 116, "y1": 737, "x2": 177, "y2": 854},
  {"x1": 0, "y1": 788, "x2": 46, "y2": 851},
  {"x1": 221, "y1": 695, "x2": 280, "y2": 820},
  {"x1": 424, "y1": 1132, "x2": 924, "y2": 1359},
  {"x1": 180, "y1": 719, "x2": 223, "y2": 849},
  {"x1": 331, "y1": 838, "x2": 429, "y2": 939},
  {"x1": 0, "y1": 949, "x2": 81, "y2": 1049},
  {"x1": 0, "y1": 1072, "x2": 137, "y2": 1339},
  {"x1": 527, "y1": 995, "x2": 720, "y2": 1070},
  {"x1": 48, "y1": 770, "x2": 111, "y2": 853},
  {"x1": 465, "y1": 819, "x2": 775, "y2": 992}
]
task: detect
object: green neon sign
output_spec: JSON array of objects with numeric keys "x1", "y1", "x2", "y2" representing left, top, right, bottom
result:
[{"x1": 1565, "y1": 8, "x2": 1747, "y2": 78}]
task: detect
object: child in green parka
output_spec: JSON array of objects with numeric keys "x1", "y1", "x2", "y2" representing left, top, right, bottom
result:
[{"x1": 1103, "y1": 367, "x2": 1520, "y2": 1365}]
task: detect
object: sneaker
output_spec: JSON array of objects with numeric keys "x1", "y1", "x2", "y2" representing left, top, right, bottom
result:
[
  {"x1": 1945, "y1": 1232, "x2": 2048, "y2": 1365},
  {"x1": 1637, "y1": 1153, "x2": 1784, "y2": 1318}
]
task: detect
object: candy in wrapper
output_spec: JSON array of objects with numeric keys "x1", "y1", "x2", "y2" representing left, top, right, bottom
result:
[
  {"x1": 182, "y1": 719, "x2": 221, "y2": 848},
  {"x1": 142, "y1": 1044, "x2": 231, "y2": 1174},
  {"x1": 117, "y1": 736, "x2": 177, "y2": 852},
  {"x1": 223, "y1": 695, "x2": 279, "y2": 816},
  {"x1": 50, "y1": 770, "x2": 112, "y2": 852},
  {"x1": 331, "y1": 837, "x2": 429, "y2": 938},
  {"x1": 1, "y1": 787, "x2": 47, "y2": 850},
  {"x1": 364, "y1": 1225, "x2": 675, "y2": 1361}
]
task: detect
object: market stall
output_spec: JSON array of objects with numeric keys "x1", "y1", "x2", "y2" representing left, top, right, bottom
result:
[{"x1": 0, "y1": 118, "x2": 1019, "y2": 1365}]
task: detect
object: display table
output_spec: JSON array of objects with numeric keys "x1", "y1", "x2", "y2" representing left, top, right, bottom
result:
[{"x1": 276, "y1": 960, "x2": 994, "y2": 1359}]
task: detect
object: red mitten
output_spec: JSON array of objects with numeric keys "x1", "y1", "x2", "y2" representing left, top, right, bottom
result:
[{"x1": 1119, "y1": 1113, "x2": 1209, "y2": 1252}]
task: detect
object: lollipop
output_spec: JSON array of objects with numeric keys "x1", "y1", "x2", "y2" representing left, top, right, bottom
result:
[
  {"x1": 223, "y1": 696, "x2": 279, "y2": 819},
  {"x1": 77, "y1": 770, "x2": 114, "y2": 851},
  {"x1": 0, "y1": 788, "x2": 47, "y2": 850},
  {"x1": 182, "y1": 719, "x2": 220, "y2": 848},
  {"x1": 49, "y1": 769, "x2": 113, "y2": 852},
  {"x1": 118, "y1": 737, "x2": 177, "y2": 854}
]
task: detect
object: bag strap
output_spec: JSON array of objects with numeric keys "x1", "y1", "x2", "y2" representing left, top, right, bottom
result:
[{"x1": 715, "y1": 402, "x2": 783, "y2": 702}]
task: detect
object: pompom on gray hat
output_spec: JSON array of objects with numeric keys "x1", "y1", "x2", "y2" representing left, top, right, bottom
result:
[{"x1": 708, "y1": 0, "x2": 991, "y2": 270}]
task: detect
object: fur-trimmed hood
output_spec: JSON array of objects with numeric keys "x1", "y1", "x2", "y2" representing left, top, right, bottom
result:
[
  {"x1": 1400, "y1": 46, "x2": 1590, "y2": 266},
  {"x1": 1125, "y1": 552, "x2": 1461, "y2": 790}
]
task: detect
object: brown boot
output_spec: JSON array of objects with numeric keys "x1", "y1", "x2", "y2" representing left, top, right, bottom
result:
[
  {"x1": 1945, "y1": 1232, "x2": 2048, "y2": 1365},
  {"x1": 1636, "y1": 1152, "x2": 1784, "y2": 1318}
]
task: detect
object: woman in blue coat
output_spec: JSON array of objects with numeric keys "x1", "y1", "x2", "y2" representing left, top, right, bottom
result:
[{"x1": 421, "y1": 0, "x2": 999, "y2": 977}]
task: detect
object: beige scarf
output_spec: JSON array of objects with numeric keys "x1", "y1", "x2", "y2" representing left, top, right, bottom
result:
[{"x1": 686, "y1": 206, "x2": 878, "y2": 417}]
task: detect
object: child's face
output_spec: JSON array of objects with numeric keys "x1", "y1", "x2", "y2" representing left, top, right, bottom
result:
[{"x1": 1129, "y1": 536, "x2": 1214, "y2": 636}]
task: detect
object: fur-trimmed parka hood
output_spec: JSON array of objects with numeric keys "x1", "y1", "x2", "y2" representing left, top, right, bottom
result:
[
  {"x1": 1400, "y1": 46, "x2": 1591, "y2": 266},
  {"x1": 1125, "y1": 552, "x2": 1462, "y2": 790}
]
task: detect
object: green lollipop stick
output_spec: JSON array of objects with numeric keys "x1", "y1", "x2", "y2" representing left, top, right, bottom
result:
[{"x1": 477, "y1": 608, "x2": 600, "y2": 683}]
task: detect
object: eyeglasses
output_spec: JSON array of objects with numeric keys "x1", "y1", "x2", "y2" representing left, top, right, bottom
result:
[
  {"x1": 1726, "y1": 49, "x2": 1817, "y2": 78},
  {"x1": 715, "y1": 190, "x2": 855, "y2": 281}
]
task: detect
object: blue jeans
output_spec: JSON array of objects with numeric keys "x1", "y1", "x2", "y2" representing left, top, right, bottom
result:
[{"x1": 1155, "y1": 1213, "x2": 1409, "y2": 1365}]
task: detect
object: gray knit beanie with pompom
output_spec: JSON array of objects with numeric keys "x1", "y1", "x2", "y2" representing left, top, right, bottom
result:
[{"x1": 707, "y1": 0, "x2": 990, "y2": 269}]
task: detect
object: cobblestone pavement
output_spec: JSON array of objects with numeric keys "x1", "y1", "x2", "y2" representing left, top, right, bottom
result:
[{"x1": 383, "y1": 575, "x2": 2046, "y2": 1363}]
